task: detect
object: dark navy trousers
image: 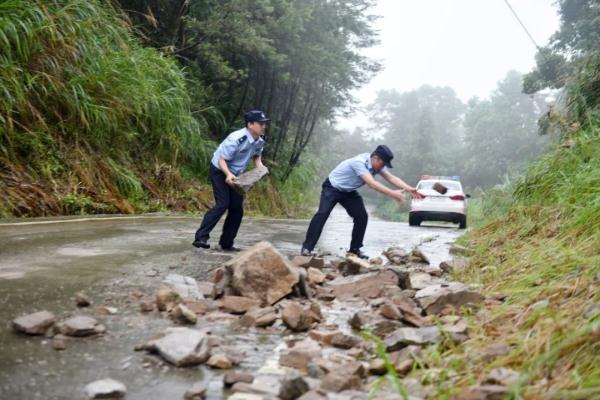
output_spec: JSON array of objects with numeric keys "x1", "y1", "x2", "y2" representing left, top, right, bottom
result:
[
  {"x1": 195, "y1": 164, "x2": 244, "y2": 248},
  {"x1": 302, "y1": 178, "x2": 368, "y2": 252}
]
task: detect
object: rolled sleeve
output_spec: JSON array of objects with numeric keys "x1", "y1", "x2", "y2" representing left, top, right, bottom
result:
[{"x1": 217, "y1": 136, "x2": 238, "y2": 161}]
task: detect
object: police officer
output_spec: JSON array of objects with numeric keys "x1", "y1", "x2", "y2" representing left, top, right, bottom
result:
[
  {"x1": 301, "y1": 145, "x2": 423, "y2": 259},
  {"x1": 193, "y1": 110, "x2": 269, "y2": 251}
]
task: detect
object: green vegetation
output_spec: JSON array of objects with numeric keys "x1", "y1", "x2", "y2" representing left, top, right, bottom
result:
[
  {"x1": 413, "y1": 41, "x2": 599, "y2": 400},
  {"x1": 0, "y1": 0, "x2": 379, "y2": 218}
]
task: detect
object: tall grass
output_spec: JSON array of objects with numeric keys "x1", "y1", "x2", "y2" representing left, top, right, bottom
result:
[
  {"x1": 0, "y1": 0, "x2": 216, "y2": 215},
  {"x1": 425, "y1": 53, "x2": 600, "y2": 398}
]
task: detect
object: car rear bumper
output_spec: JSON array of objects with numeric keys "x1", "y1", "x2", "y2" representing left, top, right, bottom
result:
[{"x1": 409, "y1": 211, "x2": 465, "y2": 222}]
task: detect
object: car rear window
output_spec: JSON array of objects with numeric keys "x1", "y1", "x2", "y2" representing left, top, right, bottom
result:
[{"x1": 418, "y1": 181, "x2": 461, "y2": 191}]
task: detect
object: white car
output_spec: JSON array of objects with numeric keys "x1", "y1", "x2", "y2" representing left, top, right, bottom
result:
[{"x1": 409, "y1": 176, "x2": 469, "y2": 229}]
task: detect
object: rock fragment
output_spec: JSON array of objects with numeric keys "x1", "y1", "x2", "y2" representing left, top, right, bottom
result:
[
  {"x1": 12, "y1": 311, "x2": 55, "y2": 335},
  {"x1": 83, "y1": 378, "x2": 126, "y2": 399}
]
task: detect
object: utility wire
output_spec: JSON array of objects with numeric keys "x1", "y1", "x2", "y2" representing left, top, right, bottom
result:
[{"x1": 502, "y1": 0, "x2": 541, "y2": 50}]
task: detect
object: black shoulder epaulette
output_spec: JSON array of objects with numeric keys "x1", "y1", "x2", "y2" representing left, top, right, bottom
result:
[{"x1": 238, "y1": 136, "x2": 247, "y2": 144}]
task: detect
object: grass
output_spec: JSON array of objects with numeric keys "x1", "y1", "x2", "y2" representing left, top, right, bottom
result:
[
  {"x1": 418, "y1": 114, "x2": 599, "y2": 398},
  {"x1": 0, "y1": 1, "x2": 318, "y2": 218}
]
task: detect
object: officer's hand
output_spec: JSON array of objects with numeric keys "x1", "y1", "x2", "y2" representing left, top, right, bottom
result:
[
  {"x1": 391, "y1": 190, "x2": 405, "y2": 203},
  {"x1": 225, "y1": 174, "x2": 238, "y2": 186},
  {"x1": 410, "y1": 188, "x2": 425, "y2": 199}
]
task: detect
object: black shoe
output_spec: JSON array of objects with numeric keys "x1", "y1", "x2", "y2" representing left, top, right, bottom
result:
[
  {"x1": 192, "y1": 240, "x2": 210, "y2": 249},
  {"x1": 300, "y1": 247, "x2": 314, "y2": 256},
  {"x1": 348, "y1": 248, "x2": 369, "y2": 259},
  {"x1": 221, "y1": 245, "x2": 242, "y2": 252}
]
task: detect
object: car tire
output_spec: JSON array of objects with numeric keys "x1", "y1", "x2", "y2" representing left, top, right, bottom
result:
[
  {"x1": 408, "y1": 214, "x2": 421, "y2": 227},
  {"x1": 458, "y1": 215, "x2": 467, "y2": 229}
]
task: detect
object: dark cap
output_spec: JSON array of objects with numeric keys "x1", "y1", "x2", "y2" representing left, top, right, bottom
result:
[
  {"x1": 244, "y1": 110, "x2": 270, "y2": 123},
  {"x1": 372, "y1": 144, "x2": 394, "y2": 168}
]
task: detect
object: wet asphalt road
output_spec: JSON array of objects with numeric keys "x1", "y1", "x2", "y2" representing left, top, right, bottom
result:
[{"x1": 0, "y1": 208, "x2": 462, "y2": 399}]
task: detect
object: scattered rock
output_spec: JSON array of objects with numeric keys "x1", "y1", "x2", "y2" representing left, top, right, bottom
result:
[
  {"x1": 349, "y1": 311, "x2": 402, "y2": 338},
  {"x1": 459, "y1": 385, "x2": 508, "y2": 400},
  {"x1": 184, "y1": 382, "x2": 207, "y2": 400},
  {"x1": 183, "y1": 299, "x2": 213, "y2": 315},
  {"x1": 197, "y1": 281, "x2": 215, "y2": 298},
  {"x1": 282, "y1": 301, "x2": 314, "y2": 332},
  {"x1": 224, "y1": 241, "x2": 300, "y2": 305},
  {"x1": 232, "y1": 165, "x2": 269, "y2": 194},
  {"x1": 345, "y1": 254, "x2": 373, "y2": 272},
  {"x1": 279, "y1": 339, "x2": 322, "y2": 370},
  {"x1": 75, "y1": 291, "x2": 91, "y2": 307},
  {"x1": 485, "y1": 368, "x2": 520, "y2": 387},
  {"x1": 320, "y1": 361, "x2": 365, "y2": 392},
  {"x1": 307, "y1": 267, "x2": 326, "y2": 284},
  {"x1": 370, "y1": 257, "x2": 383, "y2": 265},
  {"x1": 155, "y1": 287, "x2": 182, "y2": 312},
  {"x1": 308, "y1": 329, "x2": 340, "y2": 345},
  {"x1": 424, "y1": 266, "x2": 443, "y2": 277},
  {"x1": 439, "y1": 257, "x2": 469, "y2": 273},
  {"x1": 279, "y1": 372, "x2": 310, "y2": 400},
  {"x1": 330, "y1": 333, "x2": 361, "y2": 349},
  {"x1": 326, "y1": 269, "x2": 399, "y2": 300},
  {"x1": 95, "y1": 306, "x2": 118, "y2": 315},
  {"x1": 52, "y1": 334, "x2": 67, "y2": 351},
  {"x1": 12, "y1": 311, "x2": 55, "y2": 335},
  {"x1": 140, "y1": 301, "x2": 154, "y2": 313},
  {"x1": 383, "y1": 246, "x2": 409, "y2": 265},
  {"x1": 141, "y1": 327, "x2": 210, "y2": 367},
  {"x1": 409, "y1": 272, "x2": 443, "y2": 290},
  {"x1": 170, "y1": 304, "x2": 198, "y2": 324},
  {"x1": 380, "y1": 302, "x2": 403, "y2": 320},
  {"x1": 297, "y1": 391, "x2": 326, "y2": 400},
  {"x1": 385, "y1": 326, "x2": 441, "y2": 351},
  {"x1": 409, "y1": 248, "x2": 429, "y2": 264},
  {"x1": 58, "y1": 316, "x2": 103, "y2": 337},
  {"x1": 221, "y1": 296, "x2": 261, "y2": 314},
  {"x1": 224, "y1": 371, "x2": 254, "y2": 387},
  {"x1": 481, "y1": 343, "x2": 512, "y2": 362},
  {"x1": 162, "y1": 274, "x2": 204, "y2": 300},
  {"x1": 415, "y1": 282, "x2": 484, "y2": 315},
  {"x1": 207, "y1": 354, "x2": 232, "y2": 369},
  {"x1": 368, "y1": 358, "x2": 387, "y2": 375},
  {"x1": 449, "y1": 244, "x2": 470, "y2": 256},
  {"x1": 83, "y1": 378, "x2": 126, "y2": 399},
  {"x1": 239, "y1": 306, "x2": 278, "y2": 327},
  {"x1": 292, "y1": 256, "x2": 325, "y2": 269}
]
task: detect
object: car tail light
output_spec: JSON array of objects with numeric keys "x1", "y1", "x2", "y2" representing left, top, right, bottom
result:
[{"x1": 450, "y1": 195, "x2": 465, "y2": 201}]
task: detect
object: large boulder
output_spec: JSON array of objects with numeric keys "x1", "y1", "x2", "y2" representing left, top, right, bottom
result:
[
  {"x1": 325, "y1": 269, "x2": 399, "y2": 300},
  {"x1": 415, "y1": 282, "x2": 484, "y2": 315},
  {"x1": 12, "y1": 311, "x2": 55, "y2": 335},
  {"x1": 221, "y1": 241, "x2": 300, "y2": 305},
  {"x1": 141, "y1": 327, "x2": 211, "y2": 367}
]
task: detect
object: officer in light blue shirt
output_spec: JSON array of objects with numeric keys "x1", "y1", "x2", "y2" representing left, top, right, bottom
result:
[
  {"x1": 193, "y1": 110, "x2": 269, "y2": 251},
  {"x1": 301, "y1": 145, "x2": 423, "y2": 259}
]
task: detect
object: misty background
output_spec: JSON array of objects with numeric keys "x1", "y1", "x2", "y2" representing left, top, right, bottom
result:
[{"x1": 311, "y1": 0, "x2": 560, "y2": 217}]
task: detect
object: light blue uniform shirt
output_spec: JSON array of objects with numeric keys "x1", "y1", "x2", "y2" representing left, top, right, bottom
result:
[
  {"x1": 211, "y1": 128, "x2": 265, "y2": 176},
  {"x1": 328, "y1": 153, "x2": 387, "y2": 192}
]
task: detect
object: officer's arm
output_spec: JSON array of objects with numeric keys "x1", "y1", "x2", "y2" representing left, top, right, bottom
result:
[
  {"x1": 218, "y1": 158, "x2": 237, "y2": 184},
  {"x1": 361, "y1": 174, "x2": 405, "y2": 202},
  {"x1": 380, "y1": 170, "x2": 422, "y2": 199},
  {"x1": 253, "y1": 155, "x2": 265, "y2": 169}
]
